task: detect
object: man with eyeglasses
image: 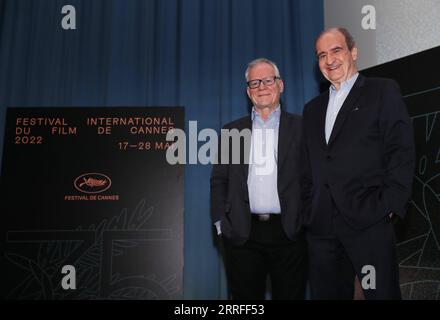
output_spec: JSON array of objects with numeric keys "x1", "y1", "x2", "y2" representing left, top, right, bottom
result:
[
  {"x1": 302, "y1": 28, "x2": 415, "y2": 299},
  {"x1": 211, "y1": 58, "x2": 306, "y2": 299}
]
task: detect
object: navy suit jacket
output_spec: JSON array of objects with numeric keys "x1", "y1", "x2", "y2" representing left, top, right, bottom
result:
[{"x1": 302, "y1": 74, "x2": 415, "y2": 232}]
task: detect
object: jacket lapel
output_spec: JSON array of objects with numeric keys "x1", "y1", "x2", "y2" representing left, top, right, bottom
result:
[
  {"x1": 327, "y1": 75, "x2": 365, "y2": 147},
  {"x1": 240, "y1": 116, "x2": 252, "y2": 178},
  {"x1": 277, "y1": 110, "x2": 294, "y2": 170},
  {"x1": 317, "y1": 92, "x2": 329, "y2": 150}
]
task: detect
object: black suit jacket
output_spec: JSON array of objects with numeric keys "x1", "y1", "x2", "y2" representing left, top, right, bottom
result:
[
  {"x1": 210, "y1": 110, "x2": 304, "y2": 245},
  {"x1": 302, "y1": 74, "x2": 415, "y2": 232}
]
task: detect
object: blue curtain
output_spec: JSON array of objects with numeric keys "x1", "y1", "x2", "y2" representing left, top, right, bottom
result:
[{"x1": 0, "y1": 0, "x2": 323, "y2": 299}]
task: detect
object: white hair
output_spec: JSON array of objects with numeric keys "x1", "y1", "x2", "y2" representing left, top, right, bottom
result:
[{"x1": 245, "y1": 58, "x2": 281, "y2": 81}]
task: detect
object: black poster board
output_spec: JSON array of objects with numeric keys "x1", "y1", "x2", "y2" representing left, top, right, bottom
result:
[{"x1": 0, "y1": 107, "x2": 184, "y2": 300}]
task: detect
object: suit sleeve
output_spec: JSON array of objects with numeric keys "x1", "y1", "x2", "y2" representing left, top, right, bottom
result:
[
  {"x1": 379, "y1": 80, "x2": 416, "y2": 218},
  {"x1": 210, "y1": 126, "x2": 229, "y2": 224}
]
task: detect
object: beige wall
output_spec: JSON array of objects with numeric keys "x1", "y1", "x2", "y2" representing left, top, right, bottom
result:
[{"x1": 324, "y1": 0, "x2": 440, "y2": 69}]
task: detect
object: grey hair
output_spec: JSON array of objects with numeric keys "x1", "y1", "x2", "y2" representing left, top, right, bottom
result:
[
  {"x1": 245, "y1": 58, "x2": 281, "y2": 81},
  {"x1": 316, "y1": 27, "x2": 356, "y2": 51}
]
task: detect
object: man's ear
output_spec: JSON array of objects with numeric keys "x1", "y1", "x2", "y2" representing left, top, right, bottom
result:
[
  {"x1": 351, "y1": 46, "x2": 358, "y2": 61},
  {"x1": 279, "y1": 79, "x2": 284, "y2": 93}
]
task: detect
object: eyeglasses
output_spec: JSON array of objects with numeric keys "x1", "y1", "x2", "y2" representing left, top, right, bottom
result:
[{"x1": 247, "y1": 76, "x2": 280, "y2": 89}]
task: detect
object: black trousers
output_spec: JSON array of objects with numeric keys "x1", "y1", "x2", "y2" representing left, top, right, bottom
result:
[
  {"x1": 222, "y1": 215, "x2": 306, "y2": 300},
  {"x1": 307, "y1": 197, "x2": 401, "y2": 300}
]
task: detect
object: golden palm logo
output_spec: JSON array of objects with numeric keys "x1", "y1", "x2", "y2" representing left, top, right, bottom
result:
[
  {"x1": 79, "y1": 178, "x2": 107, "y2": 188},
  {"x1": 74, "y1": 173, "x2": 112, "y2": 194}
]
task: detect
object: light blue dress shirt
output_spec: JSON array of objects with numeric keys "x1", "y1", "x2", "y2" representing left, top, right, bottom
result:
[
  {"x1": 247, "y1": 106, "x2": 281, "y2": 214},
  {"x1": 325, "y1": 73, "x2": 359, "y2": 143}
]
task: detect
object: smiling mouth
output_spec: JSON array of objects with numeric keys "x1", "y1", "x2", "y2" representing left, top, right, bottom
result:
[{"x1": 328, "y1": 65, "x2": 341, "y2": 71}]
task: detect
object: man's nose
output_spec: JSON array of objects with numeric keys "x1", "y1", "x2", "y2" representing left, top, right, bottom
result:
[{"x1": 326, "y1": 53, "x2": 335, "y2": 65}]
